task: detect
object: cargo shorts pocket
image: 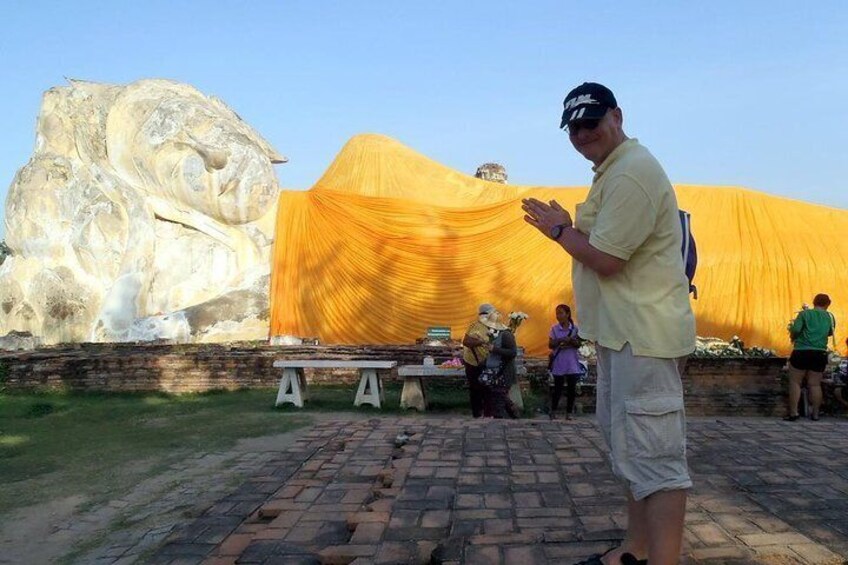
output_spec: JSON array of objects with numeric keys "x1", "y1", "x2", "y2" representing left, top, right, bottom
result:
[{"x1": 624, "y1": 395, "x2": 685, "y2": 459}]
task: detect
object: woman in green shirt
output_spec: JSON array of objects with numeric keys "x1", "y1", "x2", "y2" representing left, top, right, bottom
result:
[{"x1": 785, "y1": 293, "x2": 836, "y2": 421}]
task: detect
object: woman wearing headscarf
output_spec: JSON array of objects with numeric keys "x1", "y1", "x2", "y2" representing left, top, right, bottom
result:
[{"x1": 480, "y1": 309, "x2": 520, "y2": 419}]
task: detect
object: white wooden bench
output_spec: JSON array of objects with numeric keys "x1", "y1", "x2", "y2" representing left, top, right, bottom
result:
[
  {"x1": 272, "y1": 360, "x2": 397, "y2": 408},
  {"x1": 398, "y1": 361, "x2": 524, "y2": 412}
]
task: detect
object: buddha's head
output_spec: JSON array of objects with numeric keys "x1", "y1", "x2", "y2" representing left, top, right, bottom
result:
[{"x1": 105, "y1": 80, "x2": 286, "y2": 224}]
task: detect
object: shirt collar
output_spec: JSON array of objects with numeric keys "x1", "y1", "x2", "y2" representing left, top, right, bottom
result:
[{"x1": 592, "y1": 138, "x2": 638, "y2": 179}]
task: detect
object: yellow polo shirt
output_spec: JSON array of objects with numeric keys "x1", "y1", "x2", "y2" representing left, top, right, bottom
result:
[{"x1": 572, "y1": 139, "x2": 696, "y2": 358}]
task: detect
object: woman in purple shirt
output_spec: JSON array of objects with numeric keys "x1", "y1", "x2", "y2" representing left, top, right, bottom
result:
[{"x1": 549, "y1": 304, "x2": 583, "y2": 420}]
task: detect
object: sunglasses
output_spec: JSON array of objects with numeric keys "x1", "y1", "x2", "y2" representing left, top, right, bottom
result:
[{"x1": 566, "y1": 119, "x2": 603, "y2": 135}]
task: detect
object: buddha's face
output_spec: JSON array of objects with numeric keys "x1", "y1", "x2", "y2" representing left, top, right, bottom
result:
[{"x1": 106, "y1": 81, "x2": 286, "y2": 224}]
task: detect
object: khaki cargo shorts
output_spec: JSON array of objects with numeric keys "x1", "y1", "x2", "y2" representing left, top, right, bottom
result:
[{"x1": 595, "y1": 343, "x2": 692, "y2": 501}]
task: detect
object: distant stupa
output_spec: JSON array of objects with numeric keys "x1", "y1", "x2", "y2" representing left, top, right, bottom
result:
[{"x1": 475, "y1": 162, "x2": 508, "y2": 184}]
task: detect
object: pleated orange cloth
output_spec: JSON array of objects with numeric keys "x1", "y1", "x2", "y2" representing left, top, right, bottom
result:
[{"x1": 270, "y1": 134, "x2": 848, "y2": 356}]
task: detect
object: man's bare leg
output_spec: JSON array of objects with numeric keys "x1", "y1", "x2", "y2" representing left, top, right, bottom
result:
[
  {"x1": 645, "y1": 489, "x2": 687, "y2": 564},
  {"x1": 603, "y1": 489, "x2": 685, "y2": 564},
  {"x1": 603, "y1": 492, "x2": 648, "y2": 563}
]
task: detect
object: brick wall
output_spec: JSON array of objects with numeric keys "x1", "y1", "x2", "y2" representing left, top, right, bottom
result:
[
  {"x1": 681, "y1": 357, "x2": 788, "y2": 417},
  {"x1": 0, "y1": 343, "x2": 788, "y2": 416}
]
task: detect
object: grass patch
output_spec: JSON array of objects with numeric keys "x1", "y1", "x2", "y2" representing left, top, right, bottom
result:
[
  {"x1": 0, "y1": 388, "x2": 310, "y2": 515},
  {"x1": 0, "y1": 382, "x2": 549, "y2": 516}
]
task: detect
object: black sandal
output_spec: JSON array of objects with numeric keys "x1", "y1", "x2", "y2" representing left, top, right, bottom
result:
[
  {"x1": 783, "y1": 414, "x2": 800, "y2": 421},
  {"x1": 573, "y1": 549, "x2": 647, "y2": 565},
  {"x1": 572, "y1": 548, "x2": 612, "y2": 565}
]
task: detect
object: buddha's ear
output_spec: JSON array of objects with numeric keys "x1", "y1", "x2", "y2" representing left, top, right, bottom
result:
[{"x1": 194, "y1": 143, "x2": 229, "y2": 172}]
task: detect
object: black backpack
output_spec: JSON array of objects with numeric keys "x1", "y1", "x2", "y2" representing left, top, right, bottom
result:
[{"x1": 679, "y1": 210, "x2": 698, "y2": 298}]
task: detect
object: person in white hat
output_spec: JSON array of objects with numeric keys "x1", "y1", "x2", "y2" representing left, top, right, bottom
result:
[
  {"x1": 479, "y1": 309, "x2": 520, "y2": 419},
  {"x1": 461, "y1": 303, "x2": 497, "y2": 417}
]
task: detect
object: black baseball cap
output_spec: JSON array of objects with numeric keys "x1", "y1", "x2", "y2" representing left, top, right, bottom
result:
[{"x1": 559, "y1": 82, "x2": 617, "y2": 129}]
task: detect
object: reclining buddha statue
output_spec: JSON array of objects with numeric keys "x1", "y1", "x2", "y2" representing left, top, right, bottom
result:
[{"x1": 0, "y1": 79, "x2": 286, "y2": 345}]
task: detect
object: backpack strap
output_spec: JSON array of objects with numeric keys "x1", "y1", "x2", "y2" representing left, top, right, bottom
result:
[
  {"x1": 548, "y1": 325, "x2": 568, "y2": 370},
  {"x1": 829, "y1": 312, "x2": 837, "y2": 348},
  {"x1": 679, "y1": 209, "x2": 698, "y2": 299},
  {"x1": 548, "y1": 347, "x2": 565, "y2": 369}
]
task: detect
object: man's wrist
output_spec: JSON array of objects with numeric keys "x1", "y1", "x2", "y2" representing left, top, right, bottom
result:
[
  {"x1": 549, "y1": 223, "x2": 573, "y2": 241},
  {"x1": 555, "y1": 224, "x2": 575, "y2": 242}
]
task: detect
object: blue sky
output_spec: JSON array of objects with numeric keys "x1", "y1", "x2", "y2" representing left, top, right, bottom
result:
[{"x1": 1, "y1": 1, "x2": 846, "y2": 240}]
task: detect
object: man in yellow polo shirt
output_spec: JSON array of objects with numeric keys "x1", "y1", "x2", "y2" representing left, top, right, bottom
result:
[{"x1": 522, "y1": 82, "x2": 696, "y2": 565}]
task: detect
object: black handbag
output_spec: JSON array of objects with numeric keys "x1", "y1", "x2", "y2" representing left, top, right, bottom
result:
[{"x1": 480, "y1": 364, "x2": 508, "y2": 388}]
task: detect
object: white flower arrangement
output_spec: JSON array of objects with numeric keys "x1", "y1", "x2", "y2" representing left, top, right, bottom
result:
[
  {"x1": 508, "y1": 311, "x2": 529, "y2": 333},
  {"x1": 562, "y1": 336, "x2": 778, "y2": 361},
  {"x1": 577, "y1": 342, "x2": 596, "y2": 361},
  {"x1": 692, "y1": 336, "x2": 776, "y2": 358}
]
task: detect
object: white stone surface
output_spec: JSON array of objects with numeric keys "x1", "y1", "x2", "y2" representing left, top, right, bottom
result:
[
  {"x1": 0, "y1": 79, "x2": 286, "y2": 346},
  {"x1": 397, "y1": 365, "x2": 464, "y2": 377},
  {"x1": 272, "y1": 360, "x2": 398, "y2": 369}
]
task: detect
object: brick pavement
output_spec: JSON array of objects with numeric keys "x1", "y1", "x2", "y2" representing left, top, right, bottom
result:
[{"x1": 151, "y1": 417, "x2": 848, "y2": 564}]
